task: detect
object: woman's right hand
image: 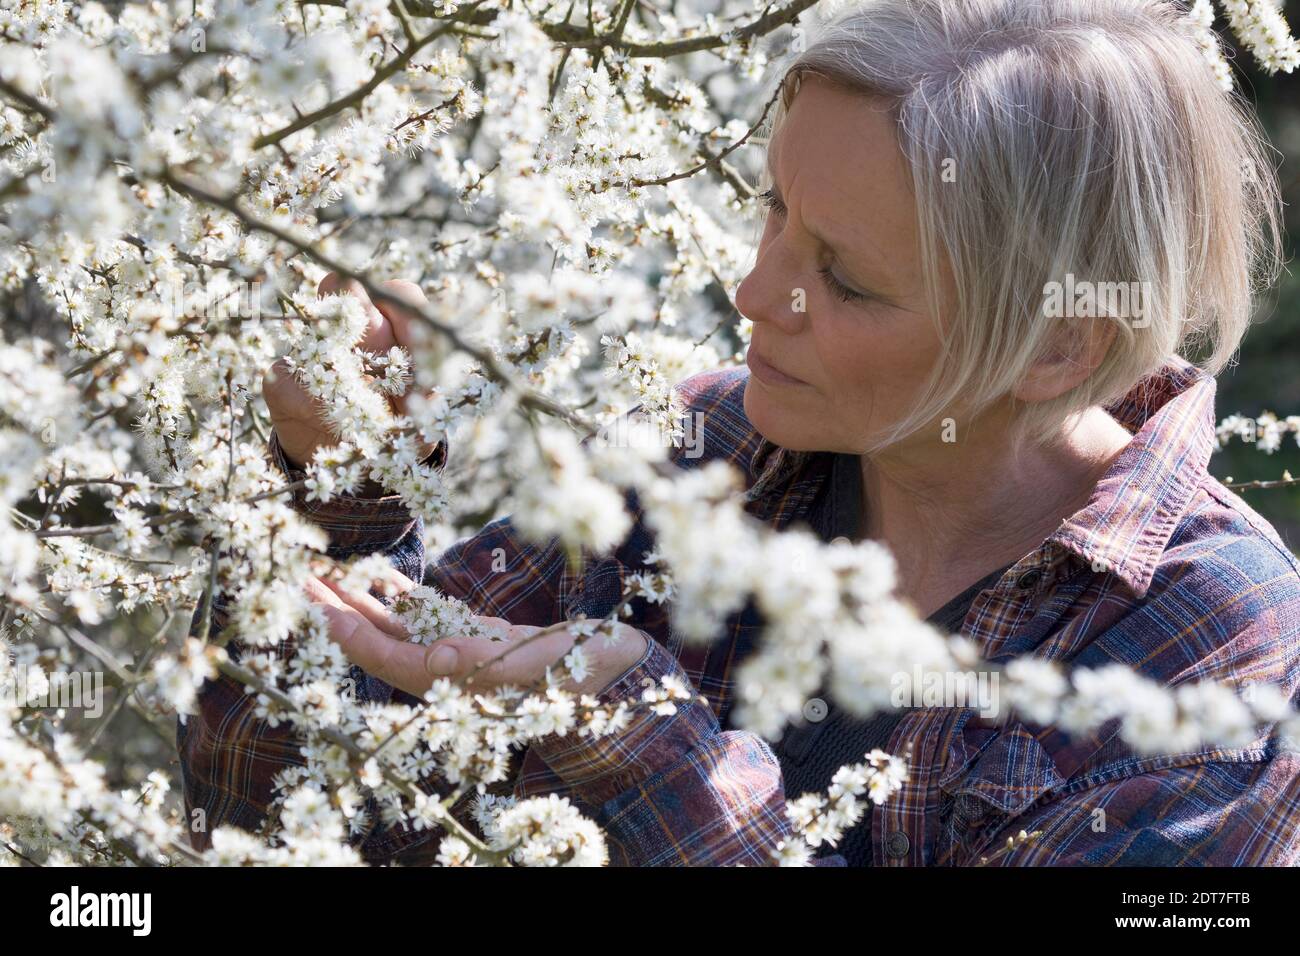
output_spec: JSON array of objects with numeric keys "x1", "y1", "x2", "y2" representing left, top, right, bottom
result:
[{"x1": 263, "y1": 273, "x2": 438, "y2": 469}]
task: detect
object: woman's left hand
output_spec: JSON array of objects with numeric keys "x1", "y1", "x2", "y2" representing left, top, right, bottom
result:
[{"x1": 304, "y1": 570, "x2": 649, "y2": 700}]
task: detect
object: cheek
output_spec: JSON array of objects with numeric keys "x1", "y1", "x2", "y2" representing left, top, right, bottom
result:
[{"x1": 814, "y1": 310, "x2": 937, "y2": 417}]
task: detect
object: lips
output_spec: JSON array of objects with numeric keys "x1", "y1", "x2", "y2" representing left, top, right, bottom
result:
[{"x1": 746, "y1": 345, "x2": 808, "y2": 386}]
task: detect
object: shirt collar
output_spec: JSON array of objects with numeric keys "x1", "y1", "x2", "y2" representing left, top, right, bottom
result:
[
  {"x1": 1049, "y1": 356, "x2": 1217, "y2": 598},
  {"x1": 743, "y1": 441, "x2": 825, "y2": 525},
  {"x1": 743, "y1": 357, "x2": 1218, "y2": 598}
]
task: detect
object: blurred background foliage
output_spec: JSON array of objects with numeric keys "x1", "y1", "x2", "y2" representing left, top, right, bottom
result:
[{"x1": 1212, "y1": 43, "x2": 1300, "y2": 550}]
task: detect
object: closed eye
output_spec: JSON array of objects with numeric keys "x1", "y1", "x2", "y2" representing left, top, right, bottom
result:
[
  {"x1": 759, "y1": 187, "x2": 786, "y2": 218},
  {"x1": 760, "y1": 187, "x2": 875, "y2": 306},
  {"x1": 818, "y1": 267, "x2": 869, "y2": 304}
]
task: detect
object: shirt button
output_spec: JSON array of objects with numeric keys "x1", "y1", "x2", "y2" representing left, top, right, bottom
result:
[
  {"x1": 1016, "y1": 569, "x2": 1042, "y2": 590},
  {"x1": 884, "y1": 830, "x2": 911, "y2": 859}
]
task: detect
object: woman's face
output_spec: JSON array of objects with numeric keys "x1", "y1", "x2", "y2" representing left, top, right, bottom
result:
[{"x1": 737, "y1": 75, "x2": 949, "y2": 456}]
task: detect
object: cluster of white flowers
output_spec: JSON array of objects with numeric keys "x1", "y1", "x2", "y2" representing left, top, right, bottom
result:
[
  {"x1": 509, "y1": 424, "x2": 638, "y2": 559},
  {"x1": 478, "y1": 793, "x2": 608, "y2": 867},
  {"x1": 1185, "y1": 1, "x2": 1300, "y2": 91},
  {"x1": 1, "y1": 0, "x2": 1297, "y2": 868},
  {"x1": 599, "y1": 329, "x2": 721, "y2": 439},
  {"x1": 776, "y1": 748, "x2": 909, "y2": 864},
  {"x1": 630, "y1": 462, "x2": 1300, "y2": 754},
  {"x1": 0, "y1": 658, "x2": 193, "y2": 864},
  {"x1": 1216, "y1": 410, "x2": 1300, "y2": 454},
  {"x1": 1188, "y1": 0, "x2": 1238, "y2": 90},
  {"x1": 392, "y1": 584, "x2": 499, "y2": 645},
  {"x1": 1219, "y1": 0, "x2": 1300, "y2": 74}
]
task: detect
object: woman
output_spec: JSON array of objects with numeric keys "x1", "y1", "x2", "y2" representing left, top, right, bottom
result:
[{"x1": 179, "y1": 0, "x2": 1300, "y2": 865}]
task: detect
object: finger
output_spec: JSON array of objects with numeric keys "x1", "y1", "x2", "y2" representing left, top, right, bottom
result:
[
  {"x1": 373, "y1": 565, "x2": 418, "y2": 599},
  {"x1": 263, "y1": 357, "x2": 303, "y2": 401},
  {"x1": 306, "y1": 577, "x2": 430, "y2": 693},
  {"x1": 370, "y1": 281, "x2": 442, "y2": 445},
  {"x1": 373, "y1": 281, "x2": 426, "y2": 416},
  {"x1": 265, "y1": 356, "x2": 293, "y2": 384},
  {"x1": 471, "y1": 615, "x2": 516, "y2": 641},
  {"x1": 430, "y1": 625, "x2": 576, "y2": 688},
  {"x1": 371, "y1": 280, "x2": 427, "y2": 354},
  {"x1": 304, "y1": 574, "x2": 349, "y2": 614},
  {"x1": 317, "y1": 575, "x2": 409, "y2": 639},
  {"x1": 387, "y1": 386, "x2": 441, "y2": 461},
  {"x1": 318, "y1": 272, "x2": 393, "y2": 352}
]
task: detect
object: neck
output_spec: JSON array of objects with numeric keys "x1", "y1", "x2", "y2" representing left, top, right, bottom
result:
[{"x1": 859, "y1": 406, "x2": 1133, "y2": 596}]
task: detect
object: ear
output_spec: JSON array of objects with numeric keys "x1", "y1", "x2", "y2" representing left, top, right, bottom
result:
[{"x1": 1013, "y1": 316, "x2": 1118, "y2": 404}]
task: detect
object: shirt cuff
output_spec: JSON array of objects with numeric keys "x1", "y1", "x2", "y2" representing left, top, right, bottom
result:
[
  {"x1": 266, "y1": 429, "x2": 447, "y2": 552},
  {"x1": 527, "y1": 638, "x2": 721, "y2": 807}
]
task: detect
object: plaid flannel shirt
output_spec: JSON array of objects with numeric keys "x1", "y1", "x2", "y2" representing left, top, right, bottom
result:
[{"x1": 178, "y1": 356, "x2": 1300, "y2": 866}]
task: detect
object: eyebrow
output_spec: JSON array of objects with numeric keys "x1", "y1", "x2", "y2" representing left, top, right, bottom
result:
[{"x1": 763, "y1": 145, "x2": 902, "y2": 307}]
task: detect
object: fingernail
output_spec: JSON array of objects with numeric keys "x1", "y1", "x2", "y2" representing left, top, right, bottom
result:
[{"x1": 426, "y1": 644, "x2": 458, "y2": 676}]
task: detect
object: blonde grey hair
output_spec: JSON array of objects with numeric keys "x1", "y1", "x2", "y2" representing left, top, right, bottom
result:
[{"x1": 762, "y1": 0, "x2": 1285, "y2": 451}]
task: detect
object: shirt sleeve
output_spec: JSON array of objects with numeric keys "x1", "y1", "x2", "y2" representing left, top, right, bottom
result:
[
  {"x1": 955, "y1": 751, "x2": 1300, "y2": 866},
  {"x1": 520, "y1": 637, "x2": 836, "y2": 866}
]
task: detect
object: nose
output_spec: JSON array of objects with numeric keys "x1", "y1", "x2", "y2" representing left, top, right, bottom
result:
[{"x1": 735, "y1": 238, "x2": 807, "y2": 336}]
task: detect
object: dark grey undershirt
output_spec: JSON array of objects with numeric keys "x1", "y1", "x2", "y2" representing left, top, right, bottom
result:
[{"x1": 772, "y1": 451, "x2": 1013, "y2": 866}]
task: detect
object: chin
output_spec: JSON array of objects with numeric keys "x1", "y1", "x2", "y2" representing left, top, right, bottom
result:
[{"x1": 742, "y1": 376, "x2": 824, "y2": 452}]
